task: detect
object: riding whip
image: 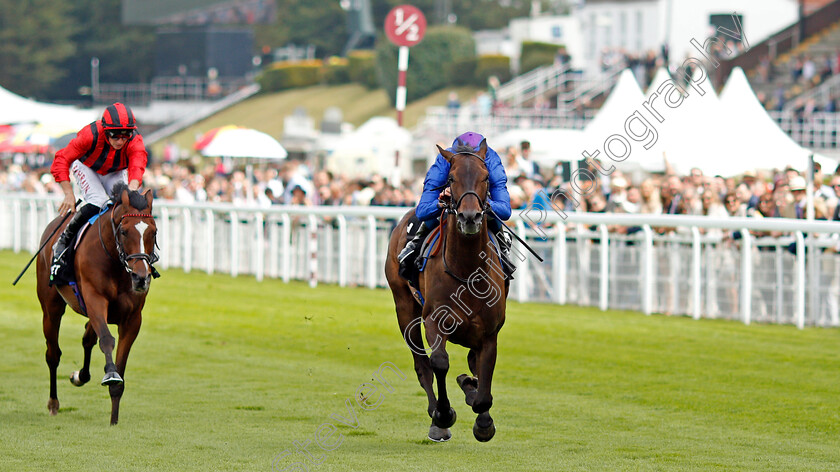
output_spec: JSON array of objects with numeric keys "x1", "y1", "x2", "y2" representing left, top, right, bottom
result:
[{"x1": 12, "y1": 200, "x2": 81, "y2": 286}]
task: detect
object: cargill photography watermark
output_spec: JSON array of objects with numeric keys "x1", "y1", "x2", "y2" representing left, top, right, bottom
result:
[{"x1": 519, "y1": 12, "x2": 748, "y2": 240}]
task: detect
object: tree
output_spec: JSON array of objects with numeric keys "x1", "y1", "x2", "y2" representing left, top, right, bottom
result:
[
  {"x1": 377, "y1": 25, "x2": 476, "y2": 104},
  {"x1": 256, "y1": 0, "x2": 347, "y2": 59},
  {"x1": 49, "y1": 0, "x2": 155, "y2": 101},
  {"x1": 0, "y1": 0, "x2": 76, "y2": 98}
]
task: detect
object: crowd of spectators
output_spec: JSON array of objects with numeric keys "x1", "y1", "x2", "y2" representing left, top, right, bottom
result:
[
  {"x1": 2, "y1": 140, "x2": 840, "y2": 240},
  {"x1": 757, "y1": 52, "x2": 840, "y2": 113},
  {"x1": 506, "y1": 146, "x2": 840, "y2": 244},
  {"x1": 0, "y1": 153, "x2": 421, "y2": 209}
]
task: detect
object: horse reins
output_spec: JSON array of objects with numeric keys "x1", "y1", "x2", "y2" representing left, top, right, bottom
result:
[
  {"x1": 438, "y1": 151, "x2": 494, "y2": 283},
  {"x1": 434, "y1": 149, "x2": 545, "y2": 281}
]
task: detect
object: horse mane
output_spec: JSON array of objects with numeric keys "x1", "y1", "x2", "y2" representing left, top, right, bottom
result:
[{"x1": 110, "y1": 182, "x2": 148, "y2": 210}]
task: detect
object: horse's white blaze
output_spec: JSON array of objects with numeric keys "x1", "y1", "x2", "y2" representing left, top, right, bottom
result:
[{"x1": 134, "y1": 221, "x2": 150, "y2": 270}]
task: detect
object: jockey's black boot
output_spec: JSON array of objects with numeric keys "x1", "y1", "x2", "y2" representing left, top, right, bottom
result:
[
  {"x1": 398, "y1": 221, "x2": 429, "y2": 282},
  {"x1": 494, "y1": 228, "x2": 516, "y2": 280},
  {"x1": 50, "y1": 204, "x2": 99, "y2": 283}
]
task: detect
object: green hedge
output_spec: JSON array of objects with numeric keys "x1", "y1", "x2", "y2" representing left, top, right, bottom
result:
[
  {"x1": 475, "y1": 54, "x2": 511, "y2": 86},
  {"x1": 520, "y1": 41, "x2": 562, "y2": 74},
  {"x1": 376, "y1": 25, "x2": 476, "y2": 105},
  {"x1": 258, "y1": 61, "x2": 323, "y2": 92},
  {"x1": 322, "y1": 57, "x2": 350, "y2": 85},
  {"x1": 348, "y1": 50, "x2": 378, "y2": 89},
  {"x1": 448, "y1": 57, "x2": 477, "y2": 86}
]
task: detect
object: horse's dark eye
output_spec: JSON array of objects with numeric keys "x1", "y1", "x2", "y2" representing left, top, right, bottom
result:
[{"x1": 120, "y1": 229, "x2": 128, "y2": 237}]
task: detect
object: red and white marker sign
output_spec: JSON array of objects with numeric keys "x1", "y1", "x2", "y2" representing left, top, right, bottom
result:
[
  {"x1": 385, "y1": 5, "x2": 426, "y2": 177},
  {"x1": 385, "y1": 5, "x2": 427, "y2": 47}
]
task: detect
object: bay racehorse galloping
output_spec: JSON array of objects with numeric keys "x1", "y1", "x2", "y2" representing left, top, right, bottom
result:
[
  {"x1": 385, "y1": 140, "x2": 509, "y2": 442},
  {"x1": 35, "y1": 183, "x2": 157, "y2": 425}
]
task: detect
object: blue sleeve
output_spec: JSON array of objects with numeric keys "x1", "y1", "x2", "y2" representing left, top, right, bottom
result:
[
  {"x1": 484, "y1": 147, "x2": 511, "y2": 220},
  {"x1": 415, "y1": 153, "x2": 450, "y2": 221}
]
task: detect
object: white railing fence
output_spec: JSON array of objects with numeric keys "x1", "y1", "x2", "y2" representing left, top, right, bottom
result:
[{"x1": 3, "y1": 194, "x2": 839, "y2": 328}]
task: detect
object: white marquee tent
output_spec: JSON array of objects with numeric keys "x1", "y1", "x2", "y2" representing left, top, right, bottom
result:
[
  {"x1": 0, "y1": 85, "x2": 96, "y2": 129},
  {"x1": 493, "y1": 127, "x2": 585, "y2": 167},
  {"x1": 640, "y1": 66, "x2": 725, "y2": 176},
  {"x1": 590, "y1": 66, "x2": 827, "y2": 177},
  {"x1": 716, "y1": 67, "x2": 816, "y2": 173},
  {"x1": 582, "y1": 69, "x2": 666, "y2": 174}
]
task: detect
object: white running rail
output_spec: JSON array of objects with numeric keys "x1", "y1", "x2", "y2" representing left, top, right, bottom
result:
[{"x1": 3, "y1": 194, "x2": 839, "y2": 328}]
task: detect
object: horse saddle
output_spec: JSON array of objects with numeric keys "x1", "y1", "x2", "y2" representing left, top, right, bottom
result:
[
  {"x1": 416, "y1": 220, "x2": 446, "y2": 273},
  {"x1": 49, "y1": 206, "x2": 111, "y2": 286}
]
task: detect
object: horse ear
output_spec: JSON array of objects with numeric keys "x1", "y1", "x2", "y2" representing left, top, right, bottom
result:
[
  {"x1": 121, "y1": 189, "x2": 131, "y2": 208},
  {"x1": 437, "y1": 145, "x2": 454, "y2": 164},
  {"x1": 478, "y1": 139, "x2": 488, "y2": 158},
  {"x1": 143, "y1": 189, "x2": 153, "y2": 210}
]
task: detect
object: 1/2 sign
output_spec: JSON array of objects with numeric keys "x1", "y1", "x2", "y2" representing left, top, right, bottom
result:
[{"x1": 384, "y1": 5, "x2": 427, "y2": 47}]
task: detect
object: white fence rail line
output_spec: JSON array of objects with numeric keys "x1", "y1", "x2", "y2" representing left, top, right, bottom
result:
[{"x1": 3, "y1": 194, "x2": 839, "y2": 328}]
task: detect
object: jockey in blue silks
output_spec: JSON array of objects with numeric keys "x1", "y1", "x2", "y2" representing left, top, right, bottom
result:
[{"x1": 398, "y1": 131, "x2": 516, "y2": 279}]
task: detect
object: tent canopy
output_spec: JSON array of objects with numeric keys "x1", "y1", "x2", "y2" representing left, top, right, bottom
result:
[
  {"x1": 0, "y1": 85, "x2": 96, "y2": 129},
  {"x1": 199, "y1": 127, "x2": 287, "y2": 159},
  {"x1": 493, "y1": 128, "x2": 584, "y2": 166},
  {"x1": 716, "y1": 67, "x2": 811, "y2": 174},
  {"x1": 583, "y1": 69, "x2": 667, "y2": 173}
]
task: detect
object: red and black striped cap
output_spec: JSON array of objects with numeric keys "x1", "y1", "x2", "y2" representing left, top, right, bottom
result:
[{"x1": 101, "y1": 102, "x2": 137, "y2": 130}]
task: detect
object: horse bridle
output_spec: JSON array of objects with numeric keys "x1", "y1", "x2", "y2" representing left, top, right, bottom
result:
[
  {"x1": 99, "y1": 208, "x2": 159, "y2": 276},
  {"x1": 439, "y1": 151, "x2": 490, "y2": 218},
  {"x1": 437, "y1": 151, "x2": 492, "y2": 283}
]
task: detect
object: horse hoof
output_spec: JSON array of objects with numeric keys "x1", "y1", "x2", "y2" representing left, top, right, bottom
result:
[
  {"x1": 427, "y1": 425, "x2": 451, "y2": 442},
  {"x1": 456, "y1": 374, "x2": 478, "y2": 390},
  {"x1": 101, "y1": 372, "x2": 123, "y2": 386},
  {"x1": 432, "y1": 407, "x2": 457, "y2": 429},
  {"x1": 473, "y1": 413, "x2": 495, "y2": 442},
  {"x1": 47, "y1": 398, "x2": 59, "y2": 416},
  {"x1": 70, "y1": 370, "x2": 89, "y2": 387}
]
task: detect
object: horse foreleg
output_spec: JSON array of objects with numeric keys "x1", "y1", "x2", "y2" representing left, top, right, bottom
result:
[
  {"x1": 399, "y1": 316, "x2": 436, "y2": 412},
  {"x1": 109, "y1": 313, "x2": 142, "y2": 426},
  {"x1": 70, "y1": 322, "x2": 97, "y2": 387},
  {"x1": 85, "y1": 299, "x2": 121, "y2": 387},
  {"x1": 426, "y1": 323, "x2": 456, "y2": 431},
  {"x1": 471, "y1": 337, "x2": 498, "y2": 442},
  {"x1": 42, "y1": 309, "x2": 63, "y2": 416}
]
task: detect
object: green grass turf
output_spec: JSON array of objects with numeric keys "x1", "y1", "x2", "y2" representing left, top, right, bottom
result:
[
  {"x1": 148, "y1": 84, "x2": 480, "y2": 155},
  {"x1": 1, "y1": 249, "x2": 838, "y2": 471}
]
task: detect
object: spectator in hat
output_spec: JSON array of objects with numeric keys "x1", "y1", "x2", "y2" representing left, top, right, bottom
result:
[
  {"x1": 782, "y1": 176, "x2": 808, "y2": 219},
  {"x1": 606, "y1": 176, "x2": 629, "y2": 212}
]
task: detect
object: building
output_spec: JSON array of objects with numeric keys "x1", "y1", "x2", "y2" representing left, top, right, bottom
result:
[{"x1": 576, "y1": 0, "x2": 800, "y2": 74}]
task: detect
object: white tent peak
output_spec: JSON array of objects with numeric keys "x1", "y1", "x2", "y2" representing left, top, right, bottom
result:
[
  {"x1": 719, "y1": 67, "x2": 753, "y2": 104},
  {"x1": 646, "y1": 67, "x2": 673, "y2": 95},
  {"x1": 584, "y1": 68, "x2": 646, "y2": 137},
  {"x1": 716, "y1": 66, "x2": 810, "y2": 172}
]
